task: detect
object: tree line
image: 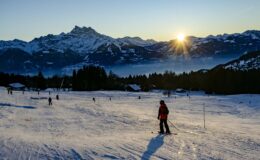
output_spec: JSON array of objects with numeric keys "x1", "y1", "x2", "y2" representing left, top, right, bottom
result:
[
  {"x1": 0, "y1": 65, "x2": 259, "y2": 94},
  {"x1": 121, "y1": 69, "x2": 260, "y2": 94}
]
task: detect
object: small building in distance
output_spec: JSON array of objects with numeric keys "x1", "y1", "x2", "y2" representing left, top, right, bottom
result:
[
  {"x1": 175, "y1": 88, "x2": 186, "y2": 93},
  {"x1": 9, "y1": 83, "x2": 25, "y2": 91},
  {"x1": 126, "y1": 84, "x2": 141, "y2": 92}
]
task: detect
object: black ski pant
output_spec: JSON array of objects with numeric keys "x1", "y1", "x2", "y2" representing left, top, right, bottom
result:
[{"x1": 160, "y1": 119, "x2": 170, "y2": 133}]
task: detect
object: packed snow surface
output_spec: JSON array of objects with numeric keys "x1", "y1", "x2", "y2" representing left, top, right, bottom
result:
[{"x1": 0, "y1": 88, "x2": 259, "y2": 159}]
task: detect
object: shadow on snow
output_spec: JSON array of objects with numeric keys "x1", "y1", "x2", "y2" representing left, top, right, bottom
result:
[
  {"x1": 141, "y1": 134, "x2": 165, "y2": 160},
  {"x1": 0, "y1": 103, "x2": 36, "y2": 109}
]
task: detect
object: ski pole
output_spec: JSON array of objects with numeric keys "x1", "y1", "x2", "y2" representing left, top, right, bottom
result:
[
  {"x1": 59, "y1": 78, "x2": 64, "y2": 93},
  {"x1": 168, "y1": 120, "x2": 180, "y2": 131},
  {"x1": 168, "y1": 120, "x2": 199, "y2": 135}
]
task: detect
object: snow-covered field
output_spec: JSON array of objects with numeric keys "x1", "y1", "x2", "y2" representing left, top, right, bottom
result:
[{"x1": 0, "y1": 87, "x2": 259, "y2": 160}]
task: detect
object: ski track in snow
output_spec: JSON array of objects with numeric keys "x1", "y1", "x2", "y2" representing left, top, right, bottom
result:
[{"x1": 0, "y1": 88, "x2": 259, "y2": 159}]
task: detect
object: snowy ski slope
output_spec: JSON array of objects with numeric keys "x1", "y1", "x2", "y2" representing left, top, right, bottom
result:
[{"x1": 0, "y1": 88, "x2": 259, "y2": 159}]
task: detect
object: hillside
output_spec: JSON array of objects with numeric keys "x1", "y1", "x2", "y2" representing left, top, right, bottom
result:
[
  {"x1": 0, "y1": 89, "x2": 259, "y2": 159},
  {"x1": 215, "y1": 51, "x2": 260, "y2": 70}
]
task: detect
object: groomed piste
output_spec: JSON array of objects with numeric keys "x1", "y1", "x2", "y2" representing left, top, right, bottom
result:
[{"x1": 0, "y1": 87, "x2": 259, "y2": 159}]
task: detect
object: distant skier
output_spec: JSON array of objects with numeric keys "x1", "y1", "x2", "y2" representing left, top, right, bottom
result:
[
  {"x1": 109, "y1": 97, "x2": 111, "y2": 101},
  {"x1": 48, "y1": 97, "x2": 52, "y2": 106},
  {"x1": 56, "y1": 94, "x2": 59, "y2": 100},
  {"x1": 167, "y1": 91, "x2": 171, "y2": 97},
  {"x1": 93, "y1": 97, "x2": 95, "y2": 103},
  {"x1": 157, "y1": 100, "x2": 171, "y2": 134},
  {"x1": 138, "y1": 96, "x2": 141, "y2": 99}
]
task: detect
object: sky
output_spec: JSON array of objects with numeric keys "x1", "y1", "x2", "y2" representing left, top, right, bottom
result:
[{"x1": 1, "y1": 0, "x2": 260, "y2": 41}]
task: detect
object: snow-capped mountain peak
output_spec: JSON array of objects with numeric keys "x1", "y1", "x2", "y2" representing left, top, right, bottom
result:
[
  {"x1": 242, "y1": 30, "x2": 260, "y2": 40},
  {"x1": 117, "y1": 36, "x2": 157, "y2": 46},
  {"x1": 216, "y1": 51, "x2": 260, "y2": 71},
  {"x1": 70, "y1": 26, "x2": 99, "y2": 36},
  {"x1": 0, "y1": 27, "x2": 260, "y2": 73}
]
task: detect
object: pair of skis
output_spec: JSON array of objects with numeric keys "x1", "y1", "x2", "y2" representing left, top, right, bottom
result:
[
  {"x1": 152, "y1": 120, "x2": 179, "y2": 135},
  {"x1": 151, "y1": 131, "x2": 178, "y2": 135}
]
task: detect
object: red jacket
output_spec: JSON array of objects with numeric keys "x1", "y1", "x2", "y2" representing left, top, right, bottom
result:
[{"x1": 158, "y1": 104, "x2": 169, "y2": 120}]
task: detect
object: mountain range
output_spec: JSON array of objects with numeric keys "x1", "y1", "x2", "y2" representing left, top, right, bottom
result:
[
  {"x1": 215, "y1": 50, "x2": 260, "y2": 71},
  {"x1": 0, "y1": 26, "x2": 260, "y2": 74}
]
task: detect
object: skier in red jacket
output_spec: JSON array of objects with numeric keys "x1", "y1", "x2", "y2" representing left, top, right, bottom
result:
[{"x1": 158, "y1": 100, "x2": 171, "y2": 134}]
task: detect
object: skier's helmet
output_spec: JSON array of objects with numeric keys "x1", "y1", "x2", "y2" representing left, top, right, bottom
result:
[{"x1": 160, "y1": 100, "x2": 165, "y2": 105}]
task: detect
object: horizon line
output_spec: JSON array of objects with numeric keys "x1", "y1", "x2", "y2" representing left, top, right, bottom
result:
[{"x1": 1, "y1": 26, "x2": 259, "y2": 42}]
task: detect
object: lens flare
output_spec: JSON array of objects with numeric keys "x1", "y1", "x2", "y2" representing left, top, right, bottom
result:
[
  {"x1": 170, "y1": 33, "x2": 190, "y2": 57},
  {"x1": 177, "y1": 34, "x2": 185, "y2": 42}
]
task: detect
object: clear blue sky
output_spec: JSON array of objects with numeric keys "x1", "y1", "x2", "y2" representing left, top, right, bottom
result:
[{"x1": 1, "y1": 0, "x2": 260, "y2": 41}]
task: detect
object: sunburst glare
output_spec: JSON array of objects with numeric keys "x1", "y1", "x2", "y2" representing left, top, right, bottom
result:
[{"x1": 177, "y1": 34, "x2": 185, "y2": 42}]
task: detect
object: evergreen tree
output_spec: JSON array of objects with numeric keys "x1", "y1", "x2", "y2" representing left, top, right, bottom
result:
[{"x1": 36, "y1": 71, "x2": 46, "y2": 90}]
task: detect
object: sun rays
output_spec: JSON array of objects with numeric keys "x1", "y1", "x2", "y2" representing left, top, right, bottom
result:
[{"x1": 171, "y1": 33, "x2": 189, "y2": 57}]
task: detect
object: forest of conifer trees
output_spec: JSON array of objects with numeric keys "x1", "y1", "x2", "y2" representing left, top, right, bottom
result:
[{"x1": 0, "y1": 64, "x2": 259, "y2": 94}]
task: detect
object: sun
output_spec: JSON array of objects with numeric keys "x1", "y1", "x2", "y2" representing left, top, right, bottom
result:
[
  {"x1": 172, "y1": 33, "x2": 189, "y2": 54},
  {"x1": 177, "y1": 34, "x2": 185, "y2": 42}
]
